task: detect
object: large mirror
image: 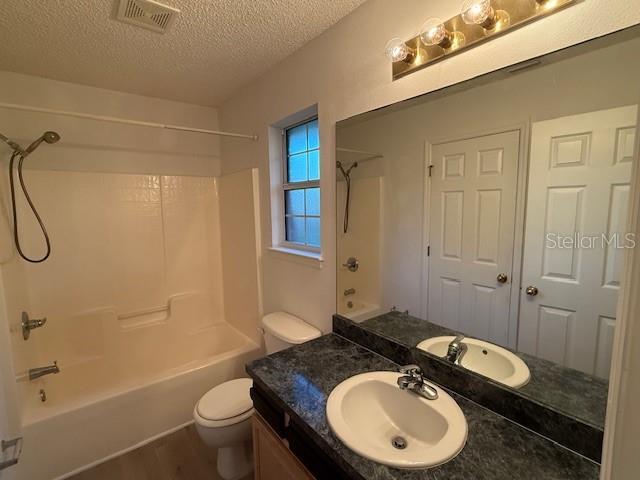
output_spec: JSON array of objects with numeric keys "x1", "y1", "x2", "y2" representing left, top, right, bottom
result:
[{"x1": 336, "y1": 28, "x2": 640, "y2": 430}]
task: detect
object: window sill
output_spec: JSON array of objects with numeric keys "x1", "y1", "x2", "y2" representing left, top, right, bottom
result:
[{"x1": 267, "y1": 246, "x2": 324, "y2": 269}]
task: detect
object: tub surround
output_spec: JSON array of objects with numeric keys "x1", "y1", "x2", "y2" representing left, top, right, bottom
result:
[
  {"x1": 246, "y1": 334, "x2": 599, "y2": 479},
  {"x1": 333, "y1": 313, "x2": 605, "y2": 462}
]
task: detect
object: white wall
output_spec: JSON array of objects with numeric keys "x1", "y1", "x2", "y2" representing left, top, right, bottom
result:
[
  {"x1": 219, "y1": 0, "x2": 640, "y2": 336},
  {"x1": 0, "y1": 71, "x2": 222, "y2": 176}
]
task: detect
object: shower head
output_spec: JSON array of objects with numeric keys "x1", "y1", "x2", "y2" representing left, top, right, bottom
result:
[
  {"x1": 23, "y1": 131, "x2": 61, "y2": 156},
  {"x1": 336, "y1": 160, "x2": 358, "y2": 180}
]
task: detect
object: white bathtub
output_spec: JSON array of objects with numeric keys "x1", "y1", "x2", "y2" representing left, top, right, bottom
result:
[
  {"x1": 337, "y1": 298, "x2": 382, "y2": 323},
  {"x1": 13, "y1": 322, "x2": 261, "y2": 480}
]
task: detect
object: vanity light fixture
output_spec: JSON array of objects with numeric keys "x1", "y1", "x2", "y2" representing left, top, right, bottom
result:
[{"x1": 387, "y1": 0, "x2": 575, "y2": 80}]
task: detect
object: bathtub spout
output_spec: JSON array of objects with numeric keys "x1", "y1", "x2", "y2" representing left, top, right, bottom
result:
[{"x1": 29, "y1": 361, "x2": 60, "y2": 381}]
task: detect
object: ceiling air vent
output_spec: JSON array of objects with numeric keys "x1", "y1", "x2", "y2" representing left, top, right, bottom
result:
[{"x1": 115, "y1": 0, "x2": 179, "y2": 34}]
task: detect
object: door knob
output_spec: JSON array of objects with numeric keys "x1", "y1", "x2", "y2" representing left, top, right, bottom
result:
[
  {"x1": 497, "y1": 273, "x2": 508, "y2": 284},
  {"x1": 525, "y1": 286, "x2": 539, "y2": 296}
]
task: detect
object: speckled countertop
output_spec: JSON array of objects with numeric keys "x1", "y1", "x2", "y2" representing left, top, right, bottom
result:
[{"x1": 246, "y1": 333, "x2": 599, "y2": 480}]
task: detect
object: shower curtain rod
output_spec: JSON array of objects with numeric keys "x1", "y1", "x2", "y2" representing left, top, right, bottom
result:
[
  {"x1": 336, "y1": 147, "x2": 383, "y2": 157},
  {"x1": 0, "y1": 102, "x2": 259, "y2": 141}
]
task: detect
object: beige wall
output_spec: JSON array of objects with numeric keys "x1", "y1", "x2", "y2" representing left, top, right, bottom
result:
[
  {"x1": 219, "y1": 168, "x2": 263, "y2": 345},
  {"x1": 219, "y1": 0, "x2": 640, "y2": 336}
]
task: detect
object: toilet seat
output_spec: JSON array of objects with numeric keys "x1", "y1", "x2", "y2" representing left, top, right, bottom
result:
[{"x1": 194, "y1": 378, "x2": 254, "y2": 428}]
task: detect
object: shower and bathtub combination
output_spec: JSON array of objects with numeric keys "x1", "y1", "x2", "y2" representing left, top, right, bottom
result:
[
  {"x1": 336, "y1": 149, "x2": 384, "y2": 323},
  {"x1": 0, "y1": 122, "x2": 265, "y2": 479}
]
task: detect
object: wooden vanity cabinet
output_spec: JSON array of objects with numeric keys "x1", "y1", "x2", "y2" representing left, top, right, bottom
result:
[{"x1": 252, "y1": 413, "x2": 315, "y2": 480}]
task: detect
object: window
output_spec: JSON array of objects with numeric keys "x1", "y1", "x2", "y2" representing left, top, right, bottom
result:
[{"x1": 283, "y1": 117, "x2": 320, "y2": 250}]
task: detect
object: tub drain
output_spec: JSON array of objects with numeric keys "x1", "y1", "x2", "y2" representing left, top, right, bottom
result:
[{"x1": 391, "y1": 436, "x2": 407, "y2": 450}]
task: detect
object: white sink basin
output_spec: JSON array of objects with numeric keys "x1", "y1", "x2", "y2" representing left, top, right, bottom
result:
[
  {"x1": 417, "y1": 336, "x2": 531, "y2": 389},
  {"x1": 326, "y1": 371, "x2": 467, "y2": 469}
]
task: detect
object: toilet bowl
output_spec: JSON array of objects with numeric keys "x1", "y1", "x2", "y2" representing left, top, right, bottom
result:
[
  {"x1": 193, "y1": 378, "x2": 254, "y2": 480},
  {"x1": 193, "y1": 312, "x2": 321, "y2": 479}
]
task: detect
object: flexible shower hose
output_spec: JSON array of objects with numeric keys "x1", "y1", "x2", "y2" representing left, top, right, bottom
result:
[{"x1": 9, "y1": 151, "x2": 51, "y2": 263}]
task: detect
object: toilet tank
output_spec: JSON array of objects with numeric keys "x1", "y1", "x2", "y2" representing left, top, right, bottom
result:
[{"x1": 261, "y1": 312, "x2": 322, "y2": 354}]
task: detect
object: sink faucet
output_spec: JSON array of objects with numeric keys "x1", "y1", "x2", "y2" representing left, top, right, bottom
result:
[
  {"x1": 397, "y1": 365, "x2": 438, "y2": 400},
  {"x1": 28, "y1": 361, "x2": 60, "y2": 381},
  {"x1": 445, "y1": 336, "x2": 468, "y2": 365},
  {"x1": 343, "y1": 288, "x2": 356, "y2": 297}
]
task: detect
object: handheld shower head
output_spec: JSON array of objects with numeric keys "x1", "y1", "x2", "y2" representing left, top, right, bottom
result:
[{"x1": 24, "y1": 131, "x2": 60, "y2": 156}]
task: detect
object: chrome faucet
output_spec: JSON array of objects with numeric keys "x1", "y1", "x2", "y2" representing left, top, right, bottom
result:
[
  {"x1": 28, "y1": 361, "x2": 60, "y2": 381},
  {"x1": 343, "y1": 288, "x2": 356, "y2": 297},
  {"x1": 445, "y1": 335, "x2": 468, "y2": 365},
  {"x1": 397, "y1": 365, "x2": 438, "y2": 400}
]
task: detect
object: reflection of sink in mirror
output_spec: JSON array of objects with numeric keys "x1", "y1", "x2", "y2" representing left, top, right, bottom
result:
[
  {"x1": 326, "y1": 371, "x2": 467, "y2": 468},
  {"x1": 418, "y1": 336, "x2": 530, "y2": 389},
  {"x1": 337, "y1": 298, "x2": 381, "y2": 322}
]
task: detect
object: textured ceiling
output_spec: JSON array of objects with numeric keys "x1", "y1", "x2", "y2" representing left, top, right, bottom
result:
[{"x1": 0, "y1": 0, "x2": 367, "y2": 106}]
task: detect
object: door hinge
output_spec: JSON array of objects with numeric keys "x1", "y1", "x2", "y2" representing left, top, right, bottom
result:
[{"x1": 428, "y1": 165, "x2": 434, "y2": 177}]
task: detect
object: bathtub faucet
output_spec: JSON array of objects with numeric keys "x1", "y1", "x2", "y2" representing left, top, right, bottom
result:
[
  {"x1": 29, "y1": 361, "x2": 60, "y2": 381},
  {"x1": 344, "y1": 288, "x2": 356, "y2": 297}
]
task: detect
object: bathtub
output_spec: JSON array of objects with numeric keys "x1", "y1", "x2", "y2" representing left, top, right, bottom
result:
[
  {"x1": 13, "y1": 322, "x2": 261, "y2": 480},
  {"x1": 337, "y1": 298, "x2": 382, "y2": 323}
]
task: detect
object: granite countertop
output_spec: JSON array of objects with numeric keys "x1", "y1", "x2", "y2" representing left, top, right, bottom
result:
[
  {"x1": 353, "y1": 312, "x2": 608, "y2": 428},
  {"x1": 246, "y1": 333, "x2": 599, "y2": 480}
]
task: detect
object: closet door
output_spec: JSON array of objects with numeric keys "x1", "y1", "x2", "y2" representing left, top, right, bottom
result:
[{"x1": 429, "y1": 130, "x2": 520, "y2": 347}]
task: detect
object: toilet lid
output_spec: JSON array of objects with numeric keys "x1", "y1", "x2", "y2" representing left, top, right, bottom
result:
[{"x1": 197, "y1": 378, "x2": 253, "y2": 421}]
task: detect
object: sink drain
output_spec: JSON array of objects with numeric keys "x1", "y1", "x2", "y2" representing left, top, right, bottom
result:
[{"x1": 391, "y1": 436, "x2": 407, "y2": 450}]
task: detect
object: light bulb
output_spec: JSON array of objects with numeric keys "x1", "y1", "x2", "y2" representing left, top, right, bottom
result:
[
  {"x1": 420, "y1": 18, "x2": 451, "y2": 48},
  {"x1": 461, "y1": 0, "x2": 495, "y2": 28},
  {"x1": 384, "y1": 38, "x2": 412, "y2": 63}
]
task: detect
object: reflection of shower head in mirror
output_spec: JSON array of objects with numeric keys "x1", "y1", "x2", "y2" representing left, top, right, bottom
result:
[{"x1": 336, "y1": 160, "x2": 358, "y2": 180}]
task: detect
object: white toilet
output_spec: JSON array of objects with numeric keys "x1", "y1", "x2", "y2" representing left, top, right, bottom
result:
[{"x1": 193, "y1": 312, "x2": 321, "y2": 480}]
